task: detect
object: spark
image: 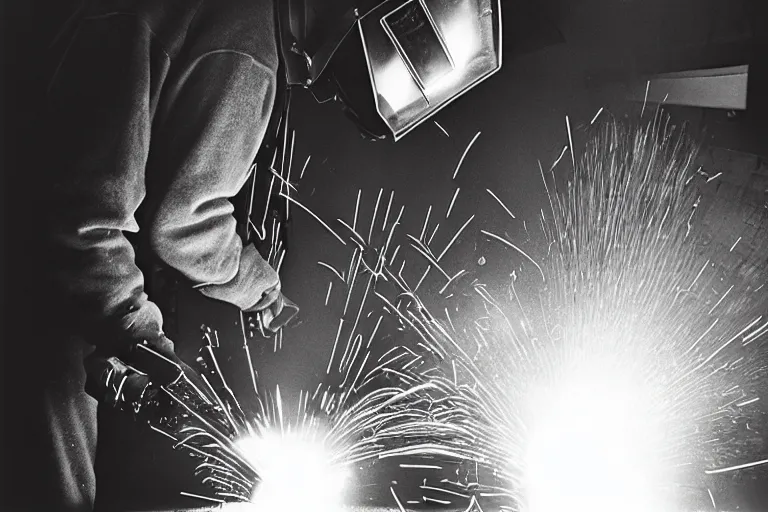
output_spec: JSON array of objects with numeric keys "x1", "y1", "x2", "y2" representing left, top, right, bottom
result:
[
  {"x1": 550, "y1": 145, "x2": 568, "y2": 171},
  {"x1": 180, "y1": 491, "x2": 224, "y2": 504},
  {"x1": 744, "y1": 318, "x2": 768, "y2": 344},
  {"x1": 447, "y1": 188, "x2": 461, "y2": 218},
  {"x1": 151, "y1": 425, "x2": 177, "y2": 440},
  {"x1": 465, "y1": 496, "x2": 485, "y2": 512},
  {"x1": 240, "y1": 312, "x2": 259, "y2": 397},
  {"x1": 279, "y1": 192, "x2": 346, "y2": 245},
  {"x1": 353, "y1": 189, "x2": 362, "y2": 233},
  {"x1": 435, "y1": 121, "x2": 450, "y2": 137},
  {"x1": 480, "y1": 229, "x2": 545, "y2": 282},
  {"x1": 706, "y1": 171, "x2": 722, "y2": 183},
  {"x1": 453, "y1": 131, "x2": 482, "y2": 180},
  {"x1": 326, "y1": 318, "x2": 345, "y2": 375},
  {"x1": 284, "y1": 129, "x2": 296, "y2": 220},
  {"x1": 420, "y1": 485, "x2": 470, "y2": 498},
  {"x1": 407, "y1": 236, "x2": 451, "y2": 281},
  {"x1": 565, "y1": 115, "x2": 575, "y2": 169},
  {"x1": 428, "y1": 223, "x2": 440, "y2": 245},
  {"x1": 317, "y1": 261, "x2": 345, "y2": 282},
  {"x1": 254, "y1": 174, "x2": 276, "y2": 241},
  {"x1": 420, "y1": 205, "x2": 433, "y2": 241},
  {"x1": 246, "y1": 163, "x2": 258, "y2": 240},
  {"x1": 114, "y1": 373, "x2": 128, "y2": 401},
  {"x1": 439, "y1": 269, "x2": 468, "y2": 295},
  {"x1": 390, "y1": 487, "x2": 407, "y2": 512},
  {"x1": 415, "y1": 266, "x2": 432, "y2": 292},
  {"x1": 707, "y1": 488, "x2": 716, "y2": 509},
  {"x1": 689, "y1": 316, "x2": 764, "y2": 375},
  {"x1": 538, "y1": 161, "x2": 559, "y2": 252},
  {"x1": 708, "y1": 284, "x2": 734, "y2": 315},
  {"x1": 590, "y1": 107, "x2": 604, "y2": 125},
  {"x1": 674, "y1": 260, "x2": 710, "y2": 305},
  {"x1": 278, "y1": 115, "x2": 289, "y2": 203},
  {"x1": 641, "y1": 79, "x2": 650, "y2": 117},
  {"x1": 687, "y1": 196, "x2": 700, "y2": 239},
  {"x1": 343, "y1": 250, "x2": 362, "y2": 315},
  {"x1": 437, "y1": 215, "x2": 475, "y2": 262},
  {"x1": 445, "y1": 307, "x2": 456, "y2": 332},
  {"x1": 729, "y1": 236, "x2": 742, "y2": 252},
  {"x1": 705, "y1": 458, "x2": 768, "y2": 474},
  {"x1": 369, "y1": 188, "x2": 383, "y2": 244},
  {"x1": 337, "y1": 218, "x2": 366, "y2": 247},
  {"x1": 382, "y1": 190, "x2": 395, "y2": 232},
  {"x1": 486, "y1": 189, "x2": 516, "y2": 219},
  {"x1": 682, "y1": 318, "x2": 719, "y2": 356},
  {"x1": 300, "y1": 155, "x2": 311, "y2": 180},
  {"x1": 339, "y1": 272, "x2": 375, "y2": 372},
  {"x1": 736, "y1": 397, "x2": 760, "y2": 407}
]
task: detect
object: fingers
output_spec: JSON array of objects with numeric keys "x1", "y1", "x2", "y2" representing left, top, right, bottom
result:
[
  {"x1": 260, "y1": 307, "x2": 276, "y2": 332},
  {"x1": 249, "y1": 283, "x2": 282, "y2": 312},
  {"x1": 256, "y1": 294, "x2": 282, "y2": 333},
  {"x1": 262, "y1": 295, "x2": 299, "y2": 333}
]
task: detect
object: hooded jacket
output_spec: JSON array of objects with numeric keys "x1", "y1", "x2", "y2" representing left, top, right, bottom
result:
[{"x1": 44, "y1": 0, "x2": 281, "y2": 346}]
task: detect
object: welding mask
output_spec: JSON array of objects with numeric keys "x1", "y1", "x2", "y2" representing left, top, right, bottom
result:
[{"x1": 277, "y1": 0, "x2": 503, "y2": 141}]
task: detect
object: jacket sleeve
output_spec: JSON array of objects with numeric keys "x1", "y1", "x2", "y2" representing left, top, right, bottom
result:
[
  {"x1": 46, "y1": 14, "x2": 279, "y2": 350},
  {"x1": 45, "y1": 14, "x2": 165, "y2": 347},
  {"x1": 146, "y1": 50, "x2": 280, "y2": 311}
]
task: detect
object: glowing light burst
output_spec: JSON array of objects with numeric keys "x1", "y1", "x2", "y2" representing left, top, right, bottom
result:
[
  {"x1": 149, "y1": 337, "x2": 471, "y2": 508},
  {"x1": 235, "y1": 424, "x2": 349, "y2": 512},
  {"x1": 522, "y1": 358, "x2": 670, "y2": 512},
  {"x1": 338, "y1": 111, "x2": 768, "y2": 511},
  {"x1": 533, "y1": 114, "x2": 768, "y2": 499}
]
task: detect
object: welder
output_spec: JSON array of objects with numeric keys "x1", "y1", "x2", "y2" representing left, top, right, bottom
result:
[{"x1": 2, "y1": 1, "x2": 501, "y2": 511}]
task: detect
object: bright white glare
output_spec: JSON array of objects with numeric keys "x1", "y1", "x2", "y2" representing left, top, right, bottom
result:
[
  {"x1": 375, "y1": 56, "x2": 423, "y2": 115},
  {"x1": 439, "y1": 3, "x2": 480, "y2": 72},
  {"x1": 523, "y1": 361, "x2": 674, "y2": 512},
  {"x1": 232, "y1": 430, "x2": 350, "y2": 512}
]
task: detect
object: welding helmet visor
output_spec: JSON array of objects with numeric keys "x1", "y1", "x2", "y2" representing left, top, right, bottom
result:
[{"x1": 278, "y1": 0, "x2": 503, "y2": 141}]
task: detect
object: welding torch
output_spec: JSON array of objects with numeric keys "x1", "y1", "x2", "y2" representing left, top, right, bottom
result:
[{"x1": 84, "y1": 290, "x2": 298, "y2": 416}]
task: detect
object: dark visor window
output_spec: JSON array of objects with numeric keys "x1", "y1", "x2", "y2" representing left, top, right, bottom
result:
[{"x1": 382, "y1": 1, "x2": 453, "y2": 91}]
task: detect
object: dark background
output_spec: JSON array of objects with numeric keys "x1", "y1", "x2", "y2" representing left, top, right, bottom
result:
[{"x1": 4, "y1": 0, "x2": 768, "y2": 510}]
